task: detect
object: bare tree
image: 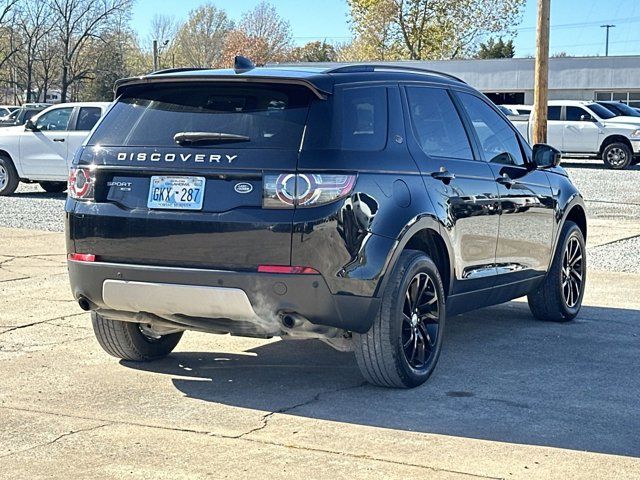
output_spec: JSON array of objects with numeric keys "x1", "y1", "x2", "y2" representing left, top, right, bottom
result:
[
  {"x1": 148, "y1": 14, "x2": 178, "y2": 69},
  {"x1": 238, "y1": 2, "x2": 292, "y2": 63},
  {"x1": 0, "y1": 0, "x2": 20, "y2": 71},
  {"x1": 50, "y1": 0, "x2": 133, "y2": 102},
  {"x1": 174, "y1": 4, "x2": 230, "y2": 68},
  {"x1": 13, "y1": 1, "x2": 55, "y2": 102}
]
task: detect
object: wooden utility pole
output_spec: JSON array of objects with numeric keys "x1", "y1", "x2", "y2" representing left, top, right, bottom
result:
[
  {"x1": 152, "y1": 39, "x2": 159, "y2": 71},
  {"x1": 532, "y1": 0, "x2": 551, "y2": 144}
]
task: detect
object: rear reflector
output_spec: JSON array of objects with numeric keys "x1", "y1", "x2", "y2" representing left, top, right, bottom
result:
[
  {"x1": 258, "y1": 265, "x2": 319, "y2": 274},
  {"x1": 68, "y1": 253, "x2": 96, "y2": 262}
]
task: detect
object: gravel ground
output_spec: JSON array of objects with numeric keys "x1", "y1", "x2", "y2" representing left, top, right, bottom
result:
[{"x1": 1, "y1": 160, "x2": 639, "y2": 272}]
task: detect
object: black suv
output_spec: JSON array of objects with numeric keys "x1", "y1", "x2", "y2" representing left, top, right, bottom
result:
[{"x1": 66, "y1": 59, "x2": 587, "y2": 388}]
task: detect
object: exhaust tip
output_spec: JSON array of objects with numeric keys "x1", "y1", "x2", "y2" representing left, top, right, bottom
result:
[
  {"x1": 281, "y1": 314, "x2": 296, "y2": 329},
  {"x1": 78, "y1": 296, "x2": 91, "y2": 311}
]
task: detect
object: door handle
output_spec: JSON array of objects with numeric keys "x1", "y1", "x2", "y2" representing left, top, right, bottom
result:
[
  {"x1": 431, "y1": 169, "x2": 455, "y2": 183},
  {"x1": 53, "y1": 138, "x2": 65, "y2": 142},
  {"x1": 496, "y1": 174, "x2": 516, "y2": 188}
]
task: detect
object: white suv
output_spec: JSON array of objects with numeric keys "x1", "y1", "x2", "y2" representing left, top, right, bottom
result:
[
  {"x1": 513, "y1": 100, "x2": 640, "y2": 169},
  {"x1": 0, "y1": 102, "x2": 109, "y2": 195}
]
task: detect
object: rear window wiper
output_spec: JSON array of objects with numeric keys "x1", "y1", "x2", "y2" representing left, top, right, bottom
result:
[{"x1": 173, "y1": 131, "x2": 251, "y2": 145}]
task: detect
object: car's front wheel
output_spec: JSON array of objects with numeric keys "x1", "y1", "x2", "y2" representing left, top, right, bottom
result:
[
  {"x1": 602, "y1": 142, "x2": 632, "y2": 169},
  {"x1": 91, "y1": 312, "x2": 183, "y2": 361},
  {"x1": 0, "y1": 155, "x2": 19, "y2": 196},
  {"x1": 39, "y1": 181, "x2": 67, "y2": 193},
  {"x1": 354, "y1": 250, "x2": 446, "y2": 388},
  {"x1": 528, "y1": 221, "x2": 586, "y2": 322}
]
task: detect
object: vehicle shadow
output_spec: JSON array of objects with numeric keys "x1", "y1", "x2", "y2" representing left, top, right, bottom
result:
[
  {"x1": 10, "y1": 191, "x2": 66, "y2": 200},
  {"x1": 561, "y1": 160, "x2": 640, "y2": 171},
  {"x1": 122, "y1": 300, "x2": 640, "y2": 457}
]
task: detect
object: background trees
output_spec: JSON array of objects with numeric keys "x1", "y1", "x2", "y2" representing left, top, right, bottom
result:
[{"x1": 0, "y1": 0, "x2": 523, "y2": 104}]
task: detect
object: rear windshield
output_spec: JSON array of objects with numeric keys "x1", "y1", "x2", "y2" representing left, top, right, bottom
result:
[{"x1": 87, "y1": 82, "x2": 312, "y2": 148}]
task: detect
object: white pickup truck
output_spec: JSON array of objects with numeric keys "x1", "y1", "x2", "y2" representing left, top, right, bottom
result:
[
  {"x1": 0, "y1": 102, "x2": 109, "y2": 195},
  {"x1": 512, "y1": 100, "x2": 640, "y2": 169}
]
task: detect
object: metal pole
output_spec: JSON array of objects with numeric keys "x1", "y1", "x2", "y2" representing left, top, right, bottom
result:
[
  {"x1": 601, "y1": 24, "x2": 615, "y2": 56},
  {"x1": 532, "y1": 0, "x2": 551, "y2": 145},
  {"x1": 152, "y1": 39, "x2": 159, "y2": 71}
]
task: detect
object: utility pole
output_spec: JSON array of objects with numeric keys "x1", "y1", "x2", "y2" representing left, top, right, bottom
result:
[
  {"x1": 152, "y1": 39, "x2": 159, "y2": 71},
  {"x1": 601, "y1": 24, "x2": 615, "y2": 56},
  {"x1": 532, "y1": 0, "x2": 551, "y2": 145}
]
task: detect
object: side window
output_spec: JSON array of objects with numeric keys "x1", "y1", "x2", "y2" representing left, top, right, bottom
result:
[
  {"x1": 457, "y1": 92, "x2": 525, "y2": 166},
  {"x1": 35, "y1": 107, "x2": 73, "y2": 131},
  {"x1": 406, "y1": 87, "x2": 473, "y2": 160},
  {"x1": 341, "y1": 86, "x2": 387, "y2": 151},
  {"x1": 76, "y1": 107, "x2": 103, "y2": 131},
  {"x1": 548, "y1": 106, "x2": 561, "y2": 121},
  {"x1": 566, "y1": 106, "x2": 592, "y2": 122}
]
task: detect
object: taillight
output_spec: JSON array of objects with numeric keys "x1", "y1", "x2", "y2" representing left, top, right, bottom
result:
[
  {"x1": 68, "y1": 167, "x2": 95, "y2": 200},
  {"x1": 67, "y1": 253, "x2": 96, "y2": 262},
  {"x1": 263, "y1": 173, "x2": 356, "y2": 208}
]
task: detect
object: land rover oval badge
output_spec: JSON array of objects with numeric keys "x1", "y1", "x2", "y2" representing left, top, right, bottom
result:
[{"x1": 234, "y1": 182, "x2": 253, "y2": 194}]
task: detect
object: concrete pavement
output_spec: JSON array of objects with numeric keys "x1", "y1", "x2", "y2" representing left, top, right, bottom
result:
[{"x1": 0, "y1": 226, "x2": 639, "y2": 479}]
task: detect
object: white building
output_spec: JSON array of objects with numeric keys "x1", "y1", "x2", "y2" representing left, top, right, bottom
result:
[{"x1": 398, "y1": 55, "x2": 640, "y2": 108}]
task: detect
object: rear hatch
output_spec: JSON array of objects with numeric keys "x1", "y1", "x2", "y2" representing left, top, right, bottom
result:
[{"x1": 70, "y1": 81, "x2": 314, "y2": 269}]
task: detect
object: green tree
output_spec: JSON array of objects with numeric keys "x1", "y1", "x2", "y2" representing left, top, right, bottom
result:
[
  {"x1": 347, "y1": 0, "x2": 526, "y2": 60},
  {"x1": 476, "y1": 37, "x2": 515, "y2": 59},
  {"x1": 173, "y1": 4, "x2": 230, "y2": 68},
  {"x1": 291, "y1": 41, "x2": 337, "y2": 62}
]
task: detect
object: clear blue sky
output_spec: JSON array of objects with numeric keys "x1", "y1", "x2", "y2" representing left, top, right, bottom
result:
[{"x1": 131, "y1": 0, "x2": 640, "y2": 57}]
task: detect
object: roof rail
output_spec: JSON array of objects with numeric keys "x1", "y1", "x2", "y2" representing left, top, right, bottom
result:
[
  {"x1": 148, "y1": 67, "x2": 210, "y2": 76},
  {"x1": 325, "y1": 64, "x2": 466, "y2": 84}
]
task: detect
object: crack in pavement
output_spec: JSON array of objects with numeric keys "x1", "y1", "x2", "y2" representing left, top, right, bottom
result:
[
  {"x1": 0, "y1": 404, "x2": 500, "y2": 479},
  {"x1": 590, "y1": 233, "x2": 640, "y2": 249},
  {"x1": 236, "y1": 382, "x2": 367, "y2": 439},
  {"x1": 0, "y1": 423, "x2": 110, "y2": 460},
  {"x1": 0, "y1": 312, "x2": 86, "y2": 337}
]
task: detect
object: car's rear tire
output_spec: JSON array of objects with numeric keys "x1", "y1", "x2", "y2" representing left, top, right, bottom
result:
[
  {"x1": 354, "y1": 250, "x2": 446, "y2": 388},
  {"x1": 527, "y1": 221, "x2": 586, "y2": 322},
  {"x1": 0, "y1": 155, "x2": 19, "y2": 196},
  {"x1": 602, "y1": 142, "x2": 632, "y2": 169},
  {"x1": 91, "y1": 312, "x2": 183, "y2": 361},
  {"x1": 39, "y1": 181, "x2": 67, "y2": 193}
]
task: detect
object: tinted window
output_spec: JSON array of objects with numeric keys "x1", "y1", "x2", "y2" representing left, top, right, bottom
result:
[
  {"x1": 586, "y1": 103, "x2": 615, "y2": 119},
  {"x1": 304, "y1": 86, "x2": 388, "y2": 152},
  {"x1": 548, "y1": 106, "x2": 561, "y2": 120},
  {"x1": 76, "y1": 107, "x2": 103, "y2": 131},
  {"x1": 89, "y1": 83, "x2": 312, "y2": 148},
  {"x1": 457, "y1": 92, "x2": 525, "y2": 166},
  {"x1": 35, "y1": 107, "x2": 73, "y2": 131},
  {"x1": 566, "y1": 106, "x2": 593, "y2": 122},
  {"x1": 406, "y1": 87, "x2": 473, "y2": 160}
]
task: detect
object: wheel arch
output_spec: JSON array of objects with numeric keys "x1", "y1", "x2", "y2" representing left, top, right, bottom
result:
[
  {"x1": 599, "y1": 135, "x2": 633, "y2": 156},
  {"x1": 564, "y1": 203, "x2": 587, "y2": 240},
  {"x1": 375, "y1": 216, "x2": 454, "y2": 299},
  {"x1": 0, "y1": 148, "x2": 21, "y2": 176}
]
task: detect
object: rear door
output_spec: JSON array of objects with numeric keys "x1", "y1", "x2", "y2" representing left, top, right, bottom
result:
[
  {"x1": 403, "y1": 85, "x2": 501, "y2": 294},
  {"x1": 19, "y1": 106, "x2": 73, "y2": 178},
  {"x1": 71, "y1": 82, "x2": 313, "y2": 269},
  {"x1": 546, "y1": 105, "x2": 564, "y2": 150}
]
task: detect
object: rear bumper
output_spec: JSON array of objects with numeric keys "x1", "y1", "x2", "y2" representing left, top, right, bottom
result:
[{"x1": 68, "y1": 260, "x2": 380, "y2": 334}]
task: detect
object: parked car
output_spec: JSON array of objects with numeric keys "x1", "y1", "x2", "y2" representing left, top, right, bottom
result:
[
  {"x1": 505, "y1": 104, "x2": 533, "y2": 116},
  {"x1": 0, "y1": 103, "x2": 50, "y2": 127},
  {"x1": 0, "y1": 102, "x2": 109, "y2": 194},
  {"x1": 596, "y1": 101, "x2": 640, "y2": 118},
  {"x1": 65, "y1": 59, "x2": 587, "y2": 388},
  {"x1": 0, "y1": 105, "x2": 19, "y2": 117},
  {"x1": 513, "y1": 100, "x2": 640, "y2": 169}
]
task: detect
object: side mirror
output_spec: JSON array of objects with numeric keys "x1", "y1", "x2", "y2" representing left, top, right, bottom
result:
[
  {"x1": 580, "y1": 114, "x2": 595, "y2": 122},
  {"x1": 532, "y1": 144, "x2": 561, "y2": 169},
  {"x1": 24, "y1": 119, "x2": 38, "y2": 131}
]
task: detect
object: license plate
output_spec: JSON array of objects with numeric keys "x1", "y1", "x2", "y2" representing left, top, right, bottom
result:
[{"x1": 147, "y1": 176, "x2": 205, "y2": 210}]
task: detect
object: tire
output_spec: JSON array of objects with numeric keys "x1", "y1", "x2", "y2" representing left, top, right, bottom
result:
[
  {"x1": 354, "y1": 250, "x2": 446, "y2": 388},
  {"x1": 602, "y1": 142, "x2": 632, "y2": 170},
  {"x1": 39, "y1": 181, "x2": 67, "y2": 193},
  {"x1": 91, "y1": 312, "x2": 183, "y2": 361},
  {"x1": 0, "y1": 155, "x2": 19, "y2": 196},
  {"x1": 527, "y1": 221, "x2": 586, "y2": 322}
]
